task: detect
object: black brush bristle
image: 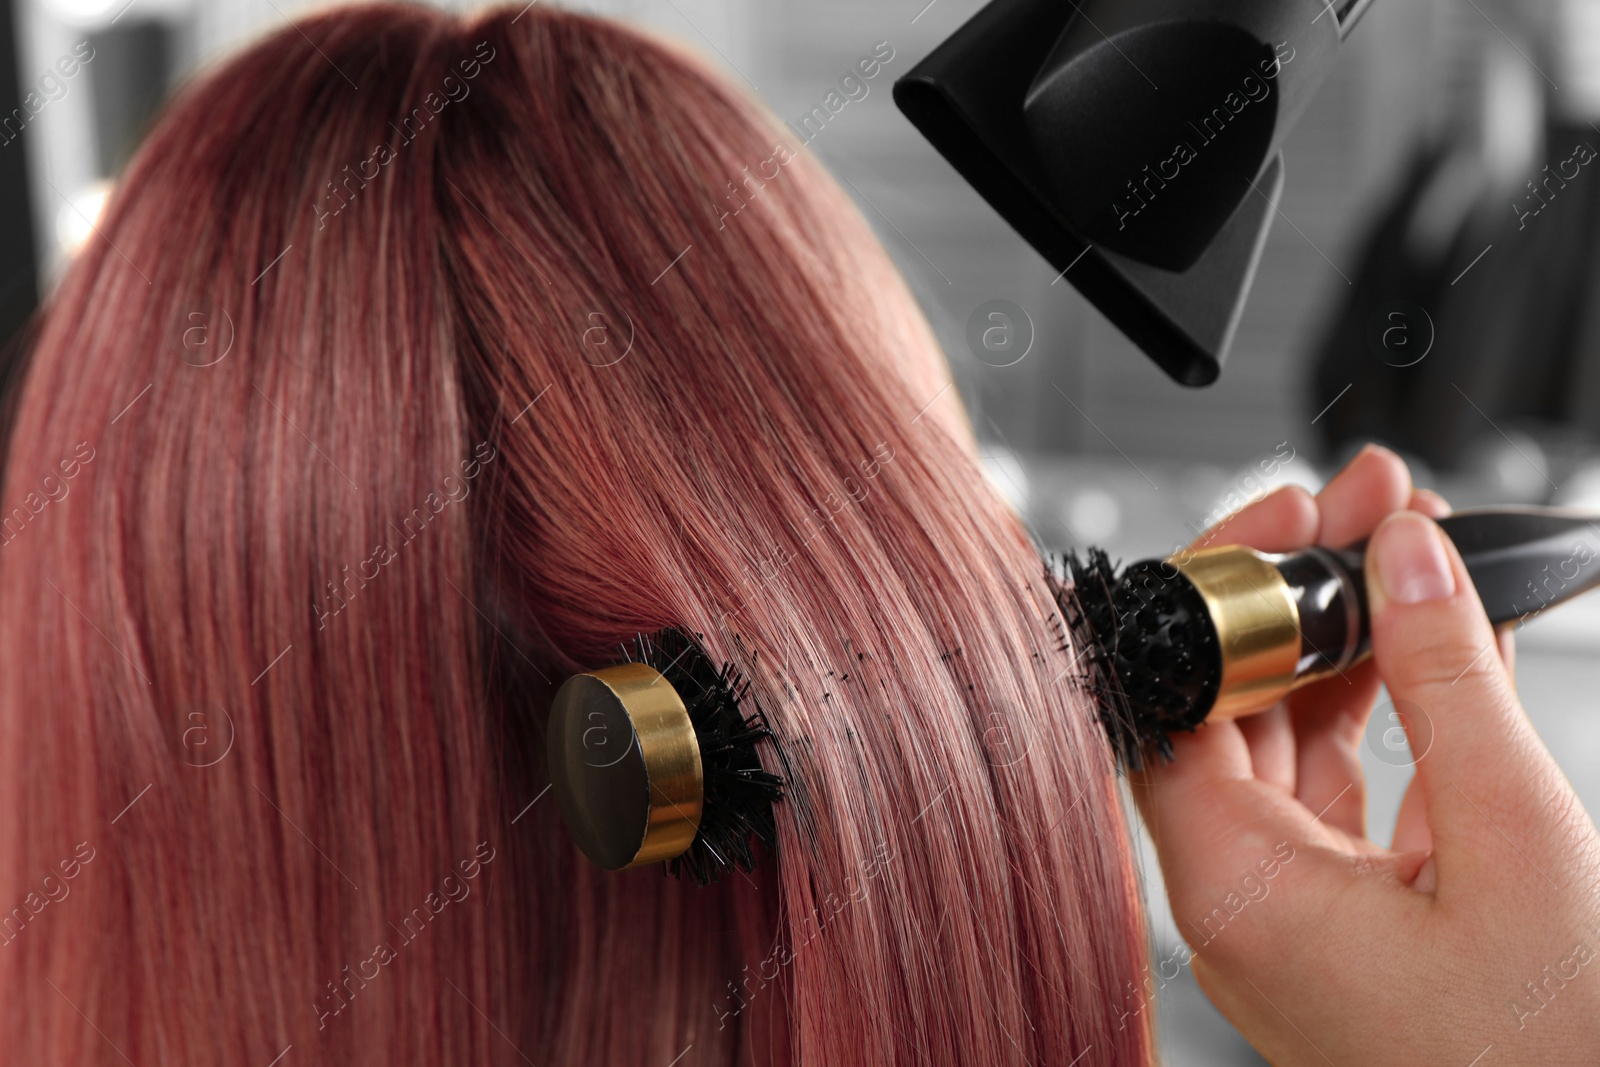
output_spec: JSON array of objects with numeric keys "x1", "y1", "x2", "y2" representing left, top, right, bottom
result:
[
  {"x1": 1052, "y1": 550, "x2": 1222, "y2": 770},
  {"x1": 628, "y1": 627, "x2": 786, "y2": 885}
]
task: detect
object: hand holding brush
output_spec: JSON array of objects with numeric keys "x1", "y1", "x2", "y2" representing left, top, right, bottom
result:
[{"x1": 1130, "y1": 447, "x2": 1600, "y2": 1065}]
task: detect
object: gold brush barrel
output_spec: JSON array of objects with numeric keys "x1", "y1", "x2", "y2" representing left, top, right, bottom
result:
[
  {"x1": 546, "y1": 663, "x2": 704, "y2": 870},
  {"x1": 1169, "y1": 545, "x2": 1302, "y2": 721}
]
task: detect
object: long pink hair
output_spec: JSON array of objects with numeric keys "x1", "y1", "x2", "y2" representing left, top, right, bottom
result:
[{"x1": 0, "y1": 5, "x2": 1152, "y2": 1063}]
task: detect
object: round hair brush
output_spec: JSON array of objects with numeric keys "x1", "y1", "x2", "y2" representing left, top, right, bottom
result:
[
  {"x1": 545, "y1": 628, "x2": 785, "y2": 884},
  {"x1": 1058, "y1": 507, "x2": 1600, "y2": 768}
]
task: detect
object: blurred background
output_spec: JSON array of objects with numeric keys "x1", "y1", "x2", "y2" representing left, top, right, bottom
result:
[{"x1": 3, "y1": 0, "x2": 1598, "y2": 1061}]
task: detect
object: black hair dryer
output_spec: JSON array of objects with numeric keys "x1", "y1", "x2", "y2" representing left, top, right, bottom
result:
[{"x1": 894, "y1": 0, "x2": 1375, "y2": 386}]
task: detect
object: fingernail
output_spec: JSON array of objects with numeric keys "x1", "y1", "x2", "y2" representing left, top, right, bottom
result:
[
  {"x1": 1374, "y1": 512, "x2": 1456, "y2": 604},
  {"x1": 1410, "y1": 488, "x2": 1452, "y2": 519},
  {"x1": 1412, "y1": 854, "x2": 1437, "y2": 894}
]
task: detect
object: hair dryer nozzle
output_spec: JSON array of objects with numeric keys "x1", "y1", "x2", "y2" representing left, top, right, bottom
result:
[{"x1": 893, "y1": 0, "x2": 1350, "y2": 386}]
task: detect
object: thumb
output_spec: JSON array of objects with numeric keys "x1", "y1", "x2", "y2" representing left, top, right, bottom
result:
[{"x1": 1365, "y1": 510, "x2": 1557, "y2": 838}]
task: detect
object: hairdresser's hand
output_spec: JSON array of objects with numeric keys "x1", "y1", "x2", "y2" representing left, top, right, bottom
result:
[
  {"x1": 1132, "y1": 445, "x2": 1600, "y2": 1066},
  {"x1": 1161, "y1": 446, "x2": 1461, "y2": 844}
]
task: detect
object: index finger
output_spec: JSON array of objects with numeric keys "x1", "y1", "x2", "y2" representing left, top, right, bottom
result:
[{"x1": 1187, "y1": 483, "x2": 1318, "y2": 555}]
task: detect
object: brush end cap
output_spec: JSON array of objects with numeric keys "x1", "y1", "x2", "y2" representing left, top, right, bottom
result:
[{"x1": 547, "y1": 663, "x2": 704, "y2": 870}]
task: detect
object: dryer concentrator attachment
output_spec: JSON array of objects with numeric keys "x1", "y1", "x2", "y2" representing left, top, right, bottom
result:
[{"x1": 894, "y1": 0, "x2": 1374, "y2": 386}]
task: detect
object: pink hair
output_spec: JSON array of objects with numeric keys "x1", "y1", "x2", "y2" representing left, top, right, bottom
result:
[{"x1": 0, "y1": 5, "x2": 1153, "y2": 1064}]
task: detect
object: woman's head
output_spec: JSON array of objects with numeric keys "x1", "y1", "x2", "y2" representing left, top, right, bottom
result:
[{"x1": 0, "y1": 4, "x2": 1151, "y2": 1063}]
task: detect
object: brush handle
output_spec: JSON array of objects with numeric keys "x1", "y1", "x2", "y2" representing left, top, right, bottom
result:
[
  {"x1": 1286, "y1": 507, "x2": 1600, "y2": 679},
  {"x1": 1438, "y1": 508, "x2": 1600, "y2": 626},
  {"x1": 1275, "y1": 545, "x2": 1367, "y2": 678}
]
